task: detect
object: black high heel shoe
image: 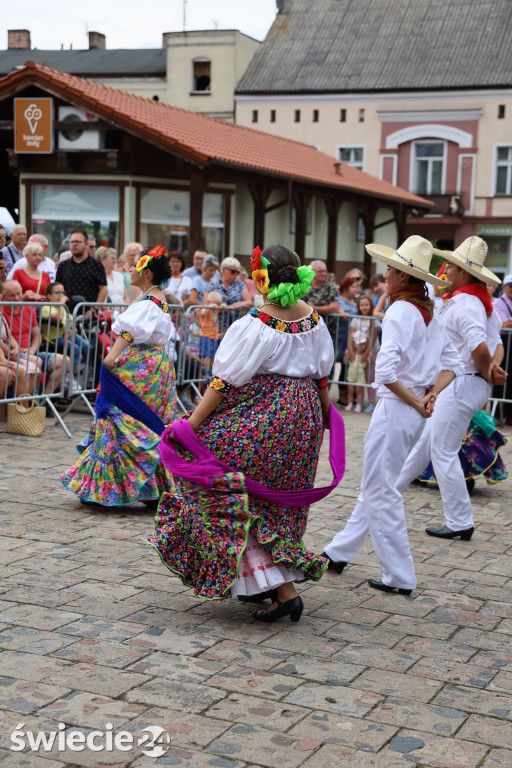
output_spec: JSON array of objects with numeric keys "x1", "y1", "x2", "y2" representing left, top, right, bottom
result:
[
  {"x1": 425, "y1": 524, "x2": 474, "y2": 541},
  {"x1": 252, "y1": 595, "x2": 304, "y2": 623},
  {"x1": 237, "y1": 589, "x2": 278, "y2": 604}
]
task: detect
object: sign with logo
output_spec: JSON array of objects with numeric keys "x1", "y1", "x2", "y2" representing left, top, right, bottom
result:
[
  {"x1": 480, "y1": 224, "x2": 512, "y2": 237},
  {"x1": 15, "y1": 98, "x2": 53, "y2": 153}
]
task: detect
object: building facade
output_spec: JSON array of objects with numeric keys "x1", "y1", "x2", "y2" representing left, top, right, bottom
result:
[{"x1": 235, "y1": 0, "x2": 512, "y2": 278}]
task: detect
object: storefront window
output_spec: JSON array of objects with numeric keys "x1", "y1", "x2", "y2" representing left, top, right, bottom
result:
[
  {"x1": 140, "y1": 188, "x2": 224, "y2": 258},
  {"x1": 32, "y1": 184, "x2": 120, "y2": 256}
]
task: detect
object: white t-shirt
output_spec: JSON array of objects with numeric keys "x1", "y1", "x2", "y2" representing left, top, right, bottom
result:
[
  {"x1": 107, "y1": 271, "x2": 127, "y2": 305},
  {"x1": 168, "y1": 274, "x2": 193, "y2": 301}
]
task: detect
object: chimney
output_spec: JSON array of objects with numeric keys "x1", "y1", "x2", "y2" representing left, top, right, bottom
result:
[
  {"x1": 88, "y1": 31, "x2": 106, "y2": 50},
  {"x1": 8, "y1": 30, "x2": 31, "y2": 49}
]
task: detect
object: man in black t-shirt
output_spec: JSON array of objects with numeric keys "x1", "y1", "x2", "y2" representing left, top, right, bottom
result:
[{"x1": 56, "y1": 230, "x2": 108, "y2": 310}]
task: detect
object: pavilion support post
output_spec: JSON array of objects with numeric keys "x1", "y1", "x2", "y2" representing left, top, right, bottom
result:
[
  {"x1": 292, "y1": 190, "x2": 311, "y2": 259},
  {"x1": 248, "y1": 183, "x2": 273, "y2": 247},
  {"x1": 189, "y1": 172, "x2": 205, "y2": 256},
  {"x1": 360, "y1": 202, "x2": 377, "y2": 276},
  {"x1": 323, "y1": 196, "x2": 342, "y2": 273}
]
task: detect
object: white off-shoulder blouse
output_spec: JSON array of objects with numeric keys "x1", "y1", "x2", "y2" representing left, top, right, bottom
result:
[
  {"x1": 211, "y1": 307, "x2": 334, "y2": 390},
  {"x1": 111, "y1": 296, "x2": 174, "y2": 346}
]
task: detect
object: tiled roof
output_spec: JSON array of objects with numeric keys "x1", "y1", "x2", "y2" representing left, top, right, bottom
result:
[
  {"x1": 0, "y1": 60, "x2": 430, "y2": 208},
  {"x1": 237, "y1": 0, "x2": 512, "y2": 93},
  {"x1": 0, "y1": 49, "x2": 166, "y2": 77}
]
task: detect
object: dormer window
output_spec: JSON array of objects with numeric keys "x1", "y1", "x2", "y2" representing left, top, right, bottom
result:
[{"x1": 192, "y1": 59, "x2": 211, "y2": 93}]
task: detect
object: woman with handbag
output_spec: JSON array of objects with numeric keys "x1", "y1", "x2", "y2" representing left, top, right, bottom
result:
[
  {"x1": 147, "y1": 245, "x2": 337, "y2": 623},
  {"x1": 59, "y1": 247, "x2": 177, "y2": 507}
]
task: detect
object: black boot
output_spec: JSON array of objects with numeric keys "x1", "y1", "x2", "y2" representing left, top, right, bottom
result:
[
  {"x1": 368, "y1": 578, "x2": 412, "y2": 596},
  {"x1": 321, "y1": 552, "x2": 347, "y2": 574},
  {"x1": 425, "y1": 524, "x2": 474, "y2": 540}
]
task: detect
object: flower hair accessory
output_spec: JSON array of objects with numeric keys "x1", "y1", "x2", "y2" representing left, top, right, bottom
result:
[
  {"x1": 136, "y1": 245, "x2": 166, "y2": 274},
  {"x1": 251, "y1": 245, "x2": 271, "y2": 295},
  {"x1": 267, "y1": 264, "x2": 315, "y2": 307},
  {"x1": 436, "y1": 261, "x2": 449, "y2": 293}
]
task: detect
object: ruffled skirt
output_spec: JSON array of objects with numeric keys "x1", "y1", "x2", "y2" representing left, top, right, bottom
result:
[
  {"x1": 146, "y1": 374, "x2": 328, "y2": 599},
  {"x1": 59, "y1": 344, "x2": 176, "y2": 505},
  {"x1": 418, "y1": 411, "x2": 509, "y2": 486}
]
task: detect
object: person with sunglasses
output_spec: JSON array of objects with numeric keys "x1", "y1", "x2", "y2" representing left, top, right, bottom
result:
[{"x1": 217, "y1": 257, "x2": 252, "y2": 309}]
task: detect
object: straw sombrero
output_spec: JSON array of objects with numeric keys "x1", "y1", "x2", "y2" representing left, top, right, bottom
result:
[
  {"x1": 433, "y1": 236, "x2": 501, "y2": 286},
  {"x1": 365, "y1": 235, "x2": 448, "y2": 287}
]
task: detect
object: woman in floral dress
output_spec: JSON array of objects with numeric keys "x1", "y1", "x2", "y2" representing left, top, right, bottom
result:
[
  {"x1": 147, "y1": 245, "x2": 335, "y2": 623},
  {"x1": 60, "y1": 247, "x2": 176, "y2": 506}
]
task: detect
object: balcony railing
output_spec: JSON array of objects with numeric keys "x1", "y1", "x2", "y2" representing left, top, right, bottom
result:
[{"x1": 413, "y1": 193, "x2": 464, "y2": 217}]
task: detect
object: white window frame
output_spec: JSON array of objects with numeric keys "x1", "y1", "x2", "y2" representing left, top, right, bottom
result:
[
  {"x1": 191, "y1": 57, "x2": 211, "y2": 95},
  {"x1": 336, "y1": 145, "x2": 366, "y2": 171},
  {"x1": 493, "y1": 144, "x2": 512, "y2": 196},
  {"x1": 410, "y1": 140, "x2": 447, "y2": 195}
]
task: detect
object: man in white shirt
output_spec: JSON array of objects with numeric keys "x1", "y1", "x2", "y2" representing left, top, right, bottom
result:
[
  {"x1": 7, "y1": 233, "x2": 56, "y2": 281},
  {"x1": 322, "y1": 236, "x2": 462, "y2": 595},
  {"x1": 1, "y1": 224, "x2": 27, "y2": 271},
  {"x1": 396, "y1": 237, "x2": 506, "y2": 540},
  {"x1": 183, "y1": 249, "x2": 207, "y2": 279}
]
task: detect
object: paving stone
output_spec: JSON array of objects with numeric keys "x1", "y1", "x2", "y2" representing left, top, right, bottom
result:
[
  {"x1": 206, "y1": 665, "x2": 304, "y2": 699},
  {"x1": 57, "y1": 616, "x2": 150, "y2": 641},
  {"x1": 198, "y1": 639, "x2": 291, "y2": 670},
  {"x1": 0, "y1": 627, "x2": 76, "y2": 655},
  {"x1": 125, "y1": 651, "x2": 224, "y2": 682},
  {"x1": 0, "y1": 606, "x2": 83, "y2": 631},
  {"x1": 44, "y1": 661, "x2": 151, "y2": 696},
  {"x1": 287, "y1": 710, "x2": 396, "y2": 753},
  {"x1": 366, "y1": 697, "x2": 468, "y2": 735},
  {"x1": 451, "y1": 628, "x2": 512, "y2": 652},
  {"x1": 283, "y1": 683, "x2": 382, "y2": 716},
  {"x1": 124, "y1": 678, "x2": 226, "y2": 713},
  {"x1": 125, "y1": 707, "x2": 231, "y2": 749},
  {"x1": 271, "y1": 655, "x2": 363, "y2": 685},
  {"x1": 407, "y1": 657, "x2": 497, "y2": 688},
  {"x1": 481, "y1": 748, "x2": 512, "y2": 767},
  {"x1": 434, "y1": 684, "x2": 512, "y2": 718},
  {"x1": 131, "y1": 749, "x2": 246, "y2": 768},
  {"x1": 385, "y1": 728, "x2": 487, "y2": 766},
  {"x1": 393, "y1": 635, "x2": 478, "y2": 662},
  {"x1": 208, "y1": 722, "x2": 321, "y2": 767},
  {"x1": 126, "y1": 627, "x2": 220, "y2": 655},
  {"x1": 0, "y1": 755, "x2": 67, "y2": 768},
  {"x1": 378, "y1": 615, "x2": 458, "y2": 640},
  {"x1": 332, "y1": 643, "x2": 420, "y2": 673},
  {"x1": 37, "y1": 691, "x2": 147, "y2": 728},
  {"x1": 0, "y1": 651, "x2": 72, "y2": 682},
  {"x1": 299, "y1": 744, "x2": 407, "y2": 767},
  {"x1": 57, "y1": 595, "x2": 148, "y2": 619},
  {"x1": 205, "y1": 692, "x2": 310, "y2": 731},
  {"x1": 261, "y1": 631, "x2": 346, "y2": 658},
  {"x1": 458, "y1": 714, "x2": 512, "y2": 749},
  {"x1": 53, "y1": 638, "x2": 151, "y2": 668},
  {"x1": 351, "y1": 668, "x2": 444, "y2": 703},
  {"x1": 0, "y1": 678, "x2": 70, "y2": 714}
]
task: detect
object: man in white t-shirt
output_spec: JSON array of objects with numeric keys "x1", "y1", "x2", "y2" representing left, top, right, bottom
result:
[{"x1": 7, "y1": 233, "x2": 56, "y2": 281}]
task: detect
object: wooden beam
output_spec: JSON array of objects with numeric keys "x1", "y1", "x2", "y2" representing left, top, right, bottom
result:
[
  {"x1": 323, "y1": 196, "x2": 343, "y2": 273},
  {"x1": 188, "y1": 172, "x2": 206, "y2": 257},
  {"x1": 248, "y1": 183, "x2": 273, "y2": 248},
  {"x1": 292, "y1": 189, "x2": 312, "y2": 259}
]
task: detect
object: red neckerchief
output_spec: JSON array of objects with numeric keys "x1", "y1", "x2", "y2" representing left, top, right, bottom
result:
[
  {"x1": 389, "y1": 284, "x2": 434, "y2": 326},
  {"x1": 443, "y1": 284, "x2": 493, "y2": 316}
]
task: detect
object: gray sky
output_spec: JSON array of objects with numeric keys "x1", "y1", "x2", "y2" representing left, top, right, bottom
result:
[{"x1": 4, "y1": 0, "x2": 278, "y2": 50}]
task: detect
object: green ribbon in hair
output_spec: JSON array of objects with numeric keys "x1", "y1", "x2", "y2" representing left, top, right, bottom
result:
[{"x1": 267, "y1": 264, "x2": 315, "y2": 307}]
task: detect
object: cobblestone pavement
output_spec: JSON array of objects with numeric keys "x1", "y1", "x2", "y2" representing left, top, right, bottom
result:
[{"x1": 0, "y1": 402, "x2": 511, "y2": 768}]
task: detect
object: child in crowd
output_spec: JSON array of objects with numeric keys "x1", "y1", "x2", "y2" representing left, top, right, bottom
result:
[
  {"x1": 198, "y1": 291, "x2": 225, "y2": 376},
  {"x1": 346, "y1": 294, "x2": 379, "y2": 413}
]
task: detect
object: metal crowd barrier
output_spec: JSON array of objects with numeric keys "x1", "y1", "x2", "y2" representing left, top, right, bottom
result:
[
  {"x1": 489, "y1": 327, "x2": 512, "y2": 420},
  {"x1": 0, "y1": 300, "x2": 71, "y2": 437},
  {"x1": 326, "y1": 312, "x2": 382, "y2": 407}
]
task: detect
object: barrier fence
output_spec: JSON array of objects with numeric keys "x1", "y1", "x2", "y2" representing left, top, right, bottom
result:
[{"x1": 1, "y1": 302, "x2": 511, "y2": 437}]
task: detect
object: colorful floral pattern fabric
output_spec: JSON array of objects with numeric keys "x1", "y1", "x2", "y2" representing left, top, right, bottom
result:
[
  {"x1": 209, "y1": 377, "x2": 234, "y2": 397},
  {"x1": 249, "y1": 307, "x2": 320, "y2": 333},
  {"x1": 147, "y1": 374, "x2": 328, "y2": 599},
  {"x1": 418, "y1": 413, "x2": 509, "y2": 486},
  {"x1": 59, "y1": 344, "x2": 176, "y2": 505}
]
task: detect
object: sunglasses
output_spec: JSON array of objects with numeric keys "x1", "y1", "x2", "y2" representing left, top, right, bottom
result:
[
  {"x1": 354, "y1": 276, "x2": 363, "y2": 281},
  {"x1": 227, "y1": 268, "x2": 240, "y2": 275}
]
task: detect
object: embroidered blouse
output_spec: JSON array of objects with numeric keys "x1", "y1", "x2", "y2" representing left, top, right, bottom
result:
[
  {"x1": 210, "y1": 307, "x2": 334, "y2": 393},
  {"x1": 111, "y1": 295, "x2": 174, "y2": 346}
]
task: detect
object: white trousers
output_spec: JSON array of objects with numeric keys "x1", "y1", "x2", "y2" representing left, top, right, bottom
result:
[
  {"x1": 396, "y1": 375, "x2": 490, "y2": 530},
  {"x1": 325, "y1": 398, "x2": 425, "y2": 590}
]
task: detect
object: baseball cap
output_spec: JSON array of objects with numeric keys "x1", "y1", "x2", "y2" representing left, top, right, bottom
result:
[{"x1": 503, "y1": 273, "x2": 512, "y2": 286}]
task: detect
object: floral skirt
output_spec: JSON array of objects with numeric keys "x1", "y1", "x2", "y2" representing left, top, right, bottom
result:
[
  {"x1": 418, "y1": 411, "x2": 509, "y2": 486},
  {"x1": 146, "y1": 374, "x2": 328, "y2": 600},
  {"x1": 59, "y1": 344, "x2": 176, "y2": 506}
]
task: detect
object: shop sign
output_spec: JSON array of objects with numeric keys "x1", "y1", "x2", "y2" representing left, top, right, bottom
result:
[
  {"x1": 14, "y1": 98, "x2": 53, "y2": 153},
  {"x1": 479, "y1": 224, "x2": 512, "y2": 237}
]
